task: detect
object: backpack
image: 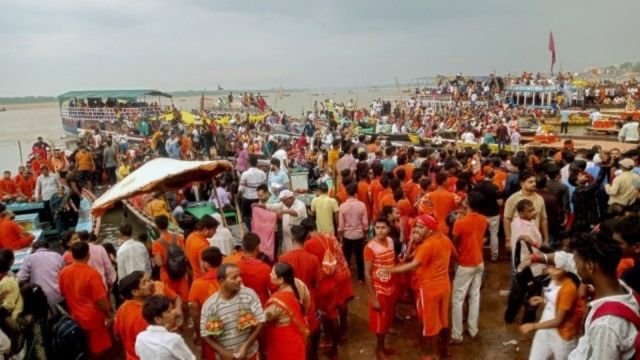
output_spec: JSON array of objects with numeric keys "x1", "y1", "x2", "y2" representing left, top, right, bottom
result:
[
  {"x1": 158, "y1": 233, "x2": 188, "y2": 280},
  {"x1": 590, "y1": 291, "x2": 640, "y2": 360},
  {"x1": 50, "y1": 305, "x2": 87, "y2": 360},
  {"x1": 320, "y1": 235, "x2": 338, "y2": 276}
]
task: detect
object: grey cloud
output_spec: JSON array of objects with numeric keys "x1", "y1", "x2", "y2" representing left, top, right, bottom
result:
[{"x1": 0, "y1": 0, "x2": 639, "y2": 96}]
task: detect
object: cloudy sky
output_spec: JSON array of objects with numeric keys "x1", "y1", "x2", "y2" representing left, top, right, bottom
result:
[{"x1": 1, "y1": 0, "x2": 639, "y2": 96}]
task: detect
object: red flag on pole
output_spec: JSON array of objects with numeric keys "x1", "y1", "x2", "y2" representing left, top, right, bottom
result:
[{"x1": 548, "y1": 32, "x2": 556, "y2": 66}]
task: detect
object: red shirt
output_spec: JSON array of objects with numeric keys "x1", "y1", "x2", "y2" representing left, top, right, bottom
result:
[
  {"x1": 428, "y1": 188, "x2": 458, "y2": 234},
  {"x1": 452, "y1": 212, "x2": 488, "y2": 267},
  {"x1": 58, "y1": 262, "x2": 108, "y2": 330},
  {"x1": 188, "y1": 269, "x2": 220, "y2": 310},
  {"x1": 238, "y1": 256, "x2": 273, "y2": 306},
  {"x1": 114, "y1": 300, "x2": 148, "y2": 360},
  {"x1": 0, "y1": 179, "x2": 18, "y2": 195},
  {"x1": 15, "y1": 175, "x2": 35, "y2": 197},
  {"x1": 414, "y1": 234, "x2": 454, "y2": 290},
  {"x1": 279, "y1": 248, "x2": 321, "y2": 297},
  {"x1": 0, "y1": 219, "x2": 32, "y2": 250},
  {"x1": 185, "y1": 232, "x2": 209, "y2": 280}
]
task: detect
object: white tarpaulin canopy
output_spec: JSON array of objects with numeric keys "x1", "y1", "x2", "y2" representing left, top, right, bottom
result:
[{"x1": 91, "y1": 158, "x2": 233, "y2": 216}]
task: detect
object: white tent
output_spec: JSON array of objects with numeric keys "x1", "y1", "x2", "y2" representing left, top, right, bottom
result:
[{"x1": 91, "y1": 158, "x2": 233, "y2": 216}]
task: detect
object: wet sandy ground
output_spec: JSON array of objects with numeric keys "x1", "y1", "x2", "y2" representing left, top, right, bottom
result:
[
  {"x1": 100, "y1": 209, "x2": 534, "y2": 359},
  {"x1": 322, "y1": 259, "x2": 533, "y2": 360}
]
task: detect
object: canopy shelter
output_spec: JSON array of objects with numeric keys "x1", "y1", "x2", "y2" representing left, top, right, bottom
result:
[
  {"x1": 91, "y1": 158, "x2": 233, "y2": 217},
  {"x1": 58, "y1": 89, "x2": 172, "y2": 105}
]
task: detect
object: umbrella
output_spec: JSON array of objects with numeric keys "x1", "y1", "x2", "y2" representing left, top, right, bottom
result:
[{"x1": 91, "y1": 158, "x2": 233, "y2": 216}]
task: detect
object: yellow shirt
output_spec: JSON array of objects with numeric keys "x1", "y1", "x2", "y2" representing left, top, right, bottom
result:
[
  {"x1": 310, "y1": 194, "x2": 339, "y2": 234},
  {"x1": 117, "y1": 164, "x2": 130, "y2": 181},
  {"x1": 328, "y1": 149, "x2": 339, "y2": 171},
  {"x1": 145, "y1": 198, "x2": 172, "y2": 219},
  {"x1": 151, "y1": 131, "x2": 163, "y2": 149},
  {"x1": 0, "y1": 274, "x2": 23, "y2": 320}
]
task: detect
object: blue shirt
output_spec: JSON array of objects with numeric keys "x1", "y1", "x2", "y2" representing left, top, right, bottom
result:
[
  {"x1": 268, "y1": 169, "x2": 289, "y2": 196},
  {"x1": 560, "y1": 110, "x2": 570, "y2": 123},
  {"x1": 381, "y1": 158, "x2": 397, "y2": 173},
  {"x1": 303, "y1": 124, "x2": 316, "y2": 137},
  {"x1": 563, "y1": 178, "x2": 576, "y2": 213},
  {"x1": 484, "y1": 133, "x2": 495, "y2": 144},
  {"x1": 165, "y1": 140, "x2": 181, "y2": 159}
]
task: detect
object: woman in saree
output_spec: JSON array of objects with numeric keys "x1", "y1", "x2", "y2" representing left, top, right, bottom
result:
[{"x1": 265, "y1": 262, "x2": 310, "y2": 360}]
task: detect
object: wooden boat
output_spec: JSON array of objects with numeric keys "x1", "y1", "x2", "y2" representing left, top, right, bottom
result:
[{"x1": 92, "y1": 158, "x2": 241, "y2": 241}]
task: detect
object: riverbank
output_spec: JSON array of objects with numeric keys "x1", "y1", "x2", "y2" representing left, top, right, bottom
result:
[{"x1": 2, "y1": 102, "x2": 58, "y2": 111}]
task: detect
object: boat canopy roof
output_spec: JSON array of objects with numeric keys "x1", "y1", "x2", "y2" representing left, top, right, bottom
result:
[{"x1": 58, "y1": 89, "x2": 172, "y2": 105}]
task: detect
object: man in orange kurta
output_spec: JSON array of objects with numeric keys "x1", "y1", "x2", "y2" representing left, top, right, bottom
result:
[
  {"x1": 151, "y1": 215, "x2": 189, "y2": 318},
  {"x1": 114, "y1": 271, "x2": 154, "y2": 360},
  {"x1": 0, "y1": 205, "x2": 34, "y2": 250},
  {"x1": 374, "y1": 177, "x2": 392, "y2": 220},
  {"x1": 357, "y1": 177, "x2": 372, "y2": 220},
  {"x1": 382, "y1": 214, "x2": 456, "y2": 359},
  {"x1": 302, "y1": 218, "x2": 353, "y2": 358},
  {"x1": 237, "y1": 233, "x2": 274, "y2": 306},
  {"x1": 428, "y1": 172, "x2": 460, "y2": 235},
  {"x1": 18, "y1": 172, "x2": 35, "y2": 201},
  {"x1": 185, "y1": 216, "x2": 219, "y2": 280},
  {"x1": 0, "y1": 171, "x2": 23, "y2": 202},
  {"x1": 58, "y1": 242, "x2": 113, "y2": 355},
  {"x1": 188, "y1": 246, "x2": 222, "y2": 347},
  {"x1": 364, "y1": 217, "x2": 398, "y2": 359}
]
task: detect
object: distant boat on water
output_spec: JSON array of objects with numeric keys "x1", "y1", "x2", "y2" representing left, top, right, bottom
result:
[{"x1": 0, "y1": 107, "x2": 6, "y2": 112}]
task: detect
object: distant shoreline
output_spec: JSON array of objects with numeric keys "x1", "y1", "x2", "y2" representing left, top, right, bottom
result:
[{"x1": 2, "y1": 102, "x2": 58, "y2": 111}]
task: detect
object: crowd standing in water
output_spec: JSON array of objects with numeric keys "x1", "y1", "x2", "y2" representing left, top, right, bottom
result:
[{"x1": 1, "y1": 75, "x2": 640, "y2": 359}]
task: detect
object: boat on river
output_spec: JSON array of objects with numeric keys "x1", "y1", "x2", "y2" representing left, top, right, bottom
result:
[{"x1": 58, "y1": 89, "x2": 173, "y2": 141}]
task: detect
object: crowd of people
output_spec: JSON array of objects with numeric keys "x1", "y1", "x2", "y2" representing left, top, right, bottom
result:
[{"x1": 1, "y1": 80, "x2": 640, "y2": 359}]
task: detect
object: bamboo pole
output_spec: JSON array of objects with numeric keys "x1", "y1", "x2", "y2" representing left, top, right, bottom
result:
[
  {"x1": 235, "y1": 195, "x2": 245, "y2": 239},
  {"x1": 18, "y1": 141, "x2": 23, "y2": 166}
]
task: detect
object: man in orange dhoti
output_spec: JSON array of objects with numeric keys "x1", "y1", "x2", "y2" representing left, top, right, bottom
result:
[
  {"x1": 58, "y1": 242, "x2": 113, "y2": 355},
  {"x1": 382, "y1": 214, "x2": 455, "y2": 359},
  {"x1": 364, "y1": 218, "x2": 398, "y2": 360}
]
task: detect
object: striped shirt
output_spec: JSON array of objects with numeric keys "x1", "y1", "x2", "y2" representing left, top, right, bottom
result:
[
  {"x1": 200, "y1": 286, "x2": 265, "y2": 358},
  {"x1": 364, "y1": 238, "x2": 396, "y2": 296},
  {"x1": 239, "y1": 167, "x2": 267, "y2": 200}
]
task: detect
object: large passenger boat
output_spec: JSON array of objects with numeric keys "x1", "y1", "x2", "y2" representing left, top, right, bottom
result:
[{"x1": 58, "y1": 89, "x2": 173, "y2": 140}]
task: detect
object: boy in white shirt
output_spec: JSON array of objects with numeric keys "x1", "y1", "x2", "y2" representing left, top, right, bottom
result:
[
  {"x1": 568, "y1": 233, "x2": 640, "y2": 360},
  {"x1": 136, "y1": 295, "x2": 195, "y2": 360}
]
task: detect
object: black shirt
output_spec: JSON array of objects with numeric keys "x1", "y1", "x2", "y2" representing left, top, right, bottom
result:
[{"x1": 473, "y1": 179, "x2": 500, "y2": 216}]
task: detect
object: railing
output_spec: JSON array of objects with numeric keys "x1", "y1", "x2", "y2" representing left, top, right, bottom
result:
[
  {"x1": 204, "y1": 104, "x2": 264, "y2": 115},
  {"x1": 60, "y1": 106, "x2": 164, "y2": 122},
  {"x1": 504, "y1": 84, "x2": 581, "y2": 92},
  {"x1": 384, "y1": 94, "x2": 454, "y2": 102}
]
